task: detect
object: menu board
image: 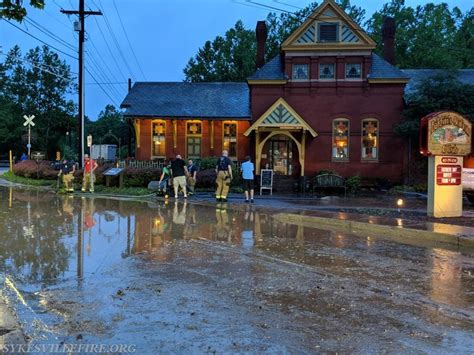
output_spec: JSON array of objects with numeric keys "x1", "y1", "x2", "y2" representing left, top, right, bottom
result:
[{"x1": 260, "y1": 169, "x2": 273, "y2": 195}]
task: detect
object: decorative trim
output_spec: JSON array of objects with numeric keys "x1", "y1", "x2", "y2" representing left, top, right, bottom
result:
[
  {"x1": 247, "y1": 80, "x2": 287, "y2": 85},
  {"x1": 368, "y1": 78, "x2": 410, "y2": 84},
  {"x1": 210, "y1": 120, "x2": 214, "y2": 149},
  {"x1": 244, "y1": 97, "x2": 317, "y2": 137}
]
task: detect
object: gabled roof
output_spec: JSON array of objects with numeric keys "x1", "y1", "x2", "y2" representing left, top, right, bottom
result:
[
  {"x1": 121, "y1": 82, "x2": 250, "y2": 119},
  {"x1": 247, "y1": 55, "x2": 286, "y2": 81},
  {"x1": 368, "y1": 53, "x2": 410, "y2": 83},
  {"x1": 244, "y1": 98, "x2": 317, "y2": 137},
  {"x1": 402, "y1": 69, "x2": 474, "y2": 94},
  {"x1": 281, "y1": 0, "x2": 376, "y2": 51}
]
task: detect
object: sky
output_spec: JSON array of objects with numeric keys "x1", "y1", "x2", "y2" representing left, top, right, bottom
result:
[{"x1": 1, "y1": 0, "x2": 472, "y2": 120}]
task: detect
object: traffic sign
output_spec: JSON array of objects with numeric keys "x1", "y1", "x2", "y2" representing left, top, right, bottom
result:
[{"x1": 23, "y1": 115, "x2": 35, "y2": 127}]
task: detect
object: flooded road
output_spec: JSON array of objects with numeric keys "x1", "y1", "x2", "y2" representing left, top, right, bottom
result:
[{"x1": 0, "y1": 187, "x2": 473, "y2": 353}]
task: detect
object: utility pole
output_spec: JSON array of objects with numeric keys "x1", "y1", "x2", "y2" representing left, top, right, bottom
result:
[{"x1": 61, "y1": 1, "x2": 102, "y2": 168}]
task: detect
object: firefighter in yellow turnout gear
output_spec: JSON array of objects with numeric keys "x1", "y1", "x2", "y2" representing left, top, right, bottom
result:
[{"x1": 215, "y1": 150, "x2": 233, "y2": 202}]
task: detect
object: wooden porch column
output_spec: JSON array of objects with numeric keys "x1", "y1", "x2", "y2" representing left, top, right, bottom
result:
[
  {"x1": 255, "y1": 130, "x2": 261, "y2": 174},
  {"x1": 133, "y1": 119, "x2": 140, "y2": 148},
  {"x1": 300, "y1": 130, "x2": 306, "y2": 176},
  {"x1": 172, "y1": 120, "x2": 177, "y2": 149}
]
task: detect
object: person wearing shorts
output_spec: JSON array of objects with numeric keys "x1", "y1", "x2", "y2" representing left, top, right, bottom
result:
[
  {"x1": 170, "y1": 154, "x2": 188, "y2": 199},
  {"x1": 241, "y1": 155, "x2": 255, "y2": 203}
]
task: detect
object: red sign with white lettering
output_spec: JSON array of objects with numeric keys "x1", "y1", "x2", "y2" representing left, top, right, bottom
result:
[{"x1": 436, "y1": 165, "x2": 462, "y2": 185}]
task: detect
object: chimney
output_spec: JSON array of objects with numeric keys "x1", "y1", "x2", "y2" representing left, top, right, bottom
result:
[
  {"x1": 255, "y1": 21, "x2": 267, "y2": 69},
  {"x1": 382, "y1": 17, "x2": 396, "y2": 65},
  {"x1": 128, "y1": 78, "x2": 132, "y2": 92}
]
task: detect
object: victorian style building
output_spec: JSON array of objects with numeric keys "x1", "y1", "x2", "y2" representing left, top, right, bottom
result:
[{"x1": 121, "y1": 0, "x2": 412, "y2": 183}]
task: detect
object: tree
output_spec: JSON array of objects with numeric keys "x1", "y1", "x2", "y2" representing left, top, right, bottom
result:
[
  {"x1": 0, "y1": 45, "x2": 77, "y2": 158},
  {"x1": 0, "y1": 0, "x2": 45, "y2": 21},
  {"x1": 396, "y1": 72, "x2": 474, "y2": 138},
  {"x1": 365, "y1": 1, "x2": 472, "y2": 69},
  {"x1": 184, "y1": 1, "x2": 366, "y2": 82}
]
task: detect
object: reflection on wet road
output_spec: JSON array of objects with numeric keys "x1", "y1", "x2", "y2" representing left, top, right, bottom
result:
[{"x1": 0, "y1": 187, "x2": 473, "y2": 352}]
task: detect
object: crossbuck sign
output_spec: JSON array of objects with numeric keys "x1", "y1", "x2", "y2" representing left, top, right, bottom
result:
[{"x1": 23, "y1": 115, "x2": 35, "y2": 158}]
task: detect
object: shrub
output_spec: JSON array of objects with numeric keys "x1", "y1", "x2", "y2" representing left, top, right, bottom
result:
[
  {"x1": 13, "y1": 160, "x2": 58, "y2": 180},
  {"x1": 196, "y1": 169, "x2": 217, "y2": 188},
  {"x1": 346, "y1": 174, "x2": 361, "y2": 194},
  {"x1": 315, "y1": 169, "x2": 337, "y2": 176},
  {"x1": 197, "y1": 156, "x2": 219, "y2": 170},
  {"x1": 122, "y1": 168, "x2": 161, "y2": 187}
]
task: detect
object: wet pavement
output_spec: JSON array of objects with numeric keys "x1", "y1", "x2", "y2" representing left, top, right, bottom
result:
[{"x1": 0, "y1": 187, "x2": 474, "y2": 353}]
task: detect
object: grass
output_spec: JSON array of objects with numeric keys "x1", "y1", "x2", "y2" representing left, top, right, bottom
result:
[{"x1": 2, "y1": 171, "x2": 56, "y2": 187}]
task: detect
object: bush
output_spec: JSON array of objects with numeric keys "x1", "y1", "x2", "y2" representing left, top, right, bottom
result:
[
  {"x1": 346, "y1": 174, "x2": 361, "y2": 194},
  {"x1": 196, "y1": 169, "x2": 217, "y2": 188},
  {"x1": 13, "y1": 160, "x2": 58, "y2": 180},
  {"x1": 197, "y1": 156, "x2": 219, "y2": 170},
  {"x1": 122, "y1": 168, "x2": 161, "y2": 187},
  {"x1": 315, "y1": 169, "x2": 337, "y2": 176}
]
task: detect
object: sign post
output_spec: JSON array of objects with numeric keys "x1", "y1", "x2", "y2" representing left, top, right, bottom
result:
[
  {"x1": 23, "y1": 115, "x2": 35, "y2": 159},
  {"x1": 420, "y1": 111, "x2": 472, "y2": 217}
]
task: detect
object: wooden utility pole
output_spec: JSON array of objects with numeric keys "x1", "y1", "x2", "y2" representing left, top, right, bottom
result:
[{"x1": 61, "y1": 1, "x2": 102, "y2": 168}]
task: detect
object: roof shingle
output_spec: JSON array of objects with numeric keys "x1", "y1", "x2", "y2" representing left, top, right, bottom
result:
[{"x1": 121, "y1": 82, "x2": 250, "y2": 119}]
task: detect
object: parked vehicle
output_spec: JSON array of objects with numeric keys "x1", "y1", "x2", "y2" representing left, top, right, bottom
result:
[{"x1": 463, "y1": 154, "x2": 474, "y2": 204}]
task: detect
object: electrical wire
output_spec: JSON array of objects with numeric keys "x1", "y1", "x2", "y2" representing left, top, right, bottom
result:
[
  {"x1": 112, "y1": 0, "x2": 147, "y2": 80},
  {"x1": 24, "y1": 16, "x2": 77, "y2": 52},
  {"x1": 3, "y1": 19, "x2": 78, "y2": 60}
]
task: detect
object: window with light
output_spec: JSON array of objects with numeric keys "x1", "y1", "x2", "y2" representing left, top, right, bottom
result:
[
  {"x1": 152, "y1": 121, "x2": 166, "y2": 157},
  {"x1": 223, "y1": 122, "x2": 237, "y2": 158},
  {"x1": 186, "y1": 121, "x2": 202, "y2": 159},
  {"x1": 361, "y1": 119, "x2": 378, "y2": 161},
  {"x1": 345, "y1": 63, "x2": 361, "y2": 79},
  {"x1": 332, "y1": 119, "x2": 349, "y2": 161}
]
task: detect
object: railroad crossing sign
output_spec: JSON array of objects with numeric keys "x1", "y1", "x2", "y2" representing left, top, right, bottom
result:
[
  {"x1": 23, "y1": 115, "x2": 35, "y2": 127},
  {"x1": 23, "y1": 115, "x2": 35, "y2": 158}
]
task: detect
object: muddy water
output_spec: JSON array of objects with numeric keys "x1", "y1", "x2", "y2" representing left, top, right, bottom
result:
[{"x1": 0, "y1": 187, "x2": 473, "y2": 353}]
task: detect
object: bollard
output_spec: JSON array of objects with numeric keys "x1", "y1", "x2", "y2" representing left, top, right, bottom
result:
[{"x1": 9, "y1": 150, "x2": 13, "y2": 173}]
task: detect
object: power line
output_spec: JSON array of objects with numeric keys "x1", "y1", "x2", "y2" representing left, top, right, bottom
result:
[
  {"x1": 112, "y1": 0, "x2": 147, "y2": 80},
  {"x1": 85, "y1": 67, "x2": 119, "y2": 107},
  {"x1": 24, "y1": 16, "x2": 77, "y2": 52},
  {"x1": 3, "y1": 19, "x2": 78, "y2": 60},
  {"x1": 0, "y1": 51, "x2": 76, "y2": 81}
]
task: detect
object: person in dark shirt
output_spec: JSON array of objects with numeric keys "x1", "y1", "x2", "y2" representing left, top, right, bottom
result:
[
  {"x1": 170, "y1": 154, "x2": 188, "y2": 199},
  {"x1": 57, "y1": 159, "x2": 76, "y2": 192},
  {"x1": 215, "y1": 150, "x2": 233, "y2": 202}
]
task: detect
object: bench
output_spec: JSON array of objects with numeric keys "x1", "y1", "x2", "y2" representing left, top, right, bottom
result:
[{"x1": 312, "y1": 173, "x2": 347, "y2": 197}]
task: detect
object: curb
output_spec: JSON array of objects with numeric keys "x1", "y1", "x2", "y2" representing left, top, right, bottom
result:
[{"x1": 273, "y1": 213, "x2": 474, "y2": 249}]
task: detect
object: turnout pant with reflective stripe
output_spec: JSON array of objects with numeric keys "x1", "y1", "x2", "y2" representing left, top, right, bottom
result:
[{"x1": 216, "y1": 171, "x2": 230, "y2": 199}]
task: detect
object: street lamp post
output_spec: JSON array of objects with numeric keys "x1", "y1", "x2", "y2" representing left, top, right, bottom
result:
[{"x1": 23, "y1": 115, "x2": 35, "y2": 159}]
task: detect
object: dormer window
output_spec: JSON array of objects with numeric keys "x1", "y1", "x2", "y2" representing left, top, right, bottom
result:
[
  {"x1": 318, "y1": 23, "x2": 338, "y2": 42},
  {"x1": 346, "y1": 63, "x2": 362, "y2": 79},
  {"x1": 292, "y1": 64, "x2": 309, "y2": 80}
]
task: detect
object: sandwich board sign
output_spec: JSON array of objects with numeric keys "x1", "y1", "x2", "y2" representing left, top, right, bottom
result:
[{"x1": 260, "y1": 169, "x2": 273, "y2": 195}]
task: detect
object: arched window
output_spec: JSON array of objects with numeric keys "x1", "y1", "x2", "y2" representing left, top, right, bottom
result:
[
  {"x1": 332, "y1": 119, "x2": 349, "y2": 161},
  {"x1": 361, "y1": 119, "x2": 378, "y2": 161},
  {"x1": 152, "y1": 120, "x2": 166, "y2": 157}
]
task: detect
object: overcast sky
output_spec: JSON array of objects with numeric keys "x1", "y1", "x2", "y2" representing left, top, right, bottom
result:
[{"x1": 1, "y1": 0, "x2": 472, "y2": 119}]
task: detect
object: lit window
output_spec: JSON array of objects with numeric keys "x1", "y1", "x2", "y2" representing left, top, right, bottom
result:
[
  {"x1": 186, "y1": 121, "x2": 202, "y2": 159},
  {"x1": 319, "y1": 63, "x2": 335, "y2": 79},
  {"x1": 223, "y1": 122, "x2": 237, "y2": 158},
  {"x1": 332, "y1": 119, "x2": 349, "y2": 161},
  {"x1": 346, "y1": 63, "x2": 361, "y2": 79},
  {"x1": 152, "y1": 121, "x2": 166, "y2": 157},
  {"x1": 361, "y1": 119, "x2": 378, "y2": 161},
  {"x1": 292, "y1": 64, "x2": 309, "y2": 80}
]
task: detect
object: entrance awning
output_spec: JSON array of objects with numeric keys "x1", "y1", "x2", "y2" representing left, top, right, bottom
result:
[{"x1": 244, "y1": 98, "x2": 317, "y2": 137}]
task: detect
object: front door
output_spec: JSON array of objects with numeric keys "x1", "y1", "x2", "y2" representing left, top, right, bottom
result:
[{"x1": 269, "y1": 137, "x2": 293, "y2": 175}]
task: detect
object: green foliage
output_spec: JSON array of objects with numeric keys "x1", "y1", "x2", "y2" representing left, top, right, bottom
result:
[
  {"x1": 315, "y1": 169, "x2": 337, "y2": 176},
  {"x1": 3, "y1": 171, "x2": 55, "y2": 186},
  {"x1": 0, "y1": 45, "x2": 76, "y2": 158},
  {"x1": 366, "y1": 1, "x2": 473, "y2": 69},
  {"x1": 122, "y1": 168, "x2": 161, "y2": 187},
  {"x1": 85, "y1": 104, "x2": 128, "y2": 158},
  {"x1": 197, "y1": 156, "x2": 219, "y2": 170},
  {"x1": 345, "y1": 174, "x2": 361, "y2": 193},
  {"x1": 397, "y1": 73, "x2": 474, "y2": 138},
  {"x1": 0, "y1": 0, "x2": 44, "y2": 21},
  {"x1": 184, "y1": 1, "x2": 365, "y2": 82}
]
